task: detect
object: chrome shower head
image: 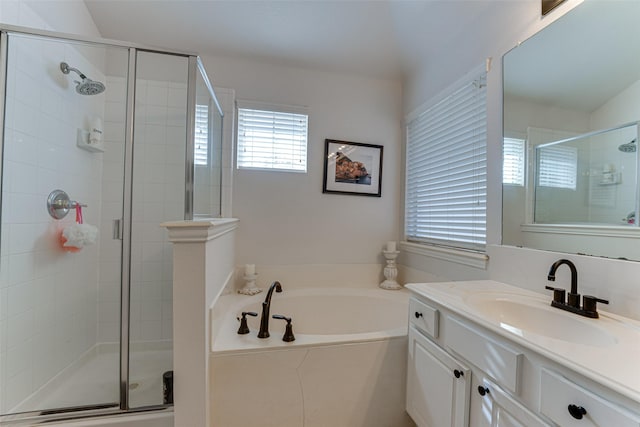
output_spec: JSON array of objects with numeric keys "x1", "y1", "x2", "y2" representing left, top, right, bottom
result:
[
  {"x1": 75, "y1": 79, "x2": 106, "y2": 95},
  {"x1": 60, "y1": 62, "x2": 105, "y2": 95},
  {"x1": 618, "y1": 138, "x2": 636, "y2": 153}
]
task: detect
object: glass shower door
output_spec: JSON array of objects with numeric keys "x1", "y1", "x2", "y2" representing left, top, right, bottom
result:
[
  {"x1": 0, "y1": 32, "x2": 129, "y2": 414},
  {"x1": 193, "y1": 61, "x2": 223, "y2": 219},
  {"x1": 127, "y1": 50, "x2": 188, "y2": 408}
]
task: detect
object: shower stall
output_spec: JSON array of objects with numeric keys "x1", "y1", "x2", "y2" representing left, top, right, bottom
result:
[{"x1": 0, "y1": 25, "x2": 223, "y2": 424}]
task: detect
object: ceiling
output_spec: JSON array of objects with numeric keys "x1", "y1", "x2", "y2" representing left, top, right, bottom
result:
[{"x1": 83, "y1": 0, "x2": 497, "y2": 81}]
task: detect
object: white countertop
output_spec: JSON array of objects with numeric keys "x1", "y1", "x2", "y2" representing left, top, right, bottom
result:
[{"x1": 405, "y1": 280, "x2": 640, "y2": 404}]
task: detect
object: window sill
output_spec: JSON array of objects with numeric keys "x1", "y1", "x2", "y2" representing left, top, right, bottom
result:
[
  {"x1": 400, "y1": 241, "x2": 489, "y2": 270},
  {"x1": 521, "y1": 223, "x2": 640, "y2": 238}
]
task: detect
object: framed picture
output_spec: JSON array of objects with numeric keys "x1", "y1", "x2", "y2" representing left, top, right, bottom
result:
[
  {"x1": 542, "y1": 0, "x2": 566, "y2": 15},
  {"x1": 323, "y1": 139, "x2": 383, "y2": 197}
]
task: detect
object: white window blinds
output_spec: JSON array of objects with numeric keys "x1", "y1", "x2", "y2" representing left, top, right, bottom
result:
[
  {"x1": 503, "y1": 137, "x2": 525, "y2": 186},
  {"x1": 405, "y1": 71, "x2": 487, "y2": 251},
  {"x1": 537, "y1": 145, "x2": 577, "y2": 190},
  {"x1": 237, "y1": 105, "x2": 308, "y2": 172},
  {"x1": 194, "y1": 104, "x2": 209, "y2": 166}
]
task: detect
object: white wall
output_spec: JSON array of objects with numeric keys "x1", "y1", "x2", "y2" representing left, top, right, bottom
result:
[
  {"x1": 0, "y1": 0, "x2": 101, "y2": 37},
  {"x1": 402, "y1": 0, "x2": 640, "y2": 320},
  {"x1": 200, "y1": 54, "x2": 403, "y2": 275},
  {"x1": 591, "y1": 79, "x2": 640, "y2": 130}
]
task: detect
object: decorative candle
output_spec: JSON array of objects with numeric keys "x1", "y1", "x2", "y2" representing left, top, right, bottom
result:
[
  {"x1": 386, "y1": 241, "x2": 396, "y2": 252},
  {"x1": 245, "y1": 264, "x2": 255, "y2": 275}
]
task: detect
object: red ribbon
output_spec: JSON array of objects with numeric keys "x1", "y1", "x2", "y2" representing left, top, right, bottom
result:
[{"x1": 75, "y1": 205, "x2": 83, "y2": 224}]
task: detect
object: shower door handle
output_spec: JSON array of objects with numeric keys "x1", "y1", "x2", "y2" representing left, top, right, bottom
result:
[{"x1": 113, "y1": 219, "x2": 123, "y2": 240}]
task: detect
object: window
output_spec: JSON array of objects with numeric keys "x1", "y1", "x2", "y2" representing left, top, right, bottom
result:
[
  {"x1": 503, "y1": 137, "x2": 525, "y2": 186},
  {"x1": 194, "y1": 104, "x2": 209, "y2": 166},
  {"x1": 537, "y1": 145, "x2": 577, "y2": 190},
  {"x1": 236, "y1": 103, "x2": 308, "y2": 172},
  {"x1": 405, "y1": 70, "x2": 487, "y2": 251}
]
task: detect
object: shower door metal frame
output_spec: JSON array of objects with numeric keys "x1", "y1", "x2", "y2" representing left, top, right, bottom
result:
[
  {"x1": 185, "y1": 56, "x2": 225, "y2": 220},
  {"x1": 119, "y1": 47, "x2": 136, "y2": 412},
  {"x1": 0, "y1": 23, "x2": 210, "y2": 425}
]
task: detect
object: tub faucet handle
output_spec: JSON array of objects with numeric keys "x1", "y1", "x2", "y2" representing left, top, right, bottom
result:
[
  {"x1": 272, "y1": 314, "x2": 295, "y2": 342},
  {"x1": 237, "y1": 311, "x2": 258, "y2": 334}
]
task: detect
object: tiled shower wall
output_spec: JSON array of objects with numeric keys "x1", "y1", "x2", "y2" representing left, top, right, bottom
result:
[
  {"x1": 97, "y1": 76, "x2": 186, "y2": 344},
  {"x1": 0, "y1": 35, "x2": 105, "y2": 411}
]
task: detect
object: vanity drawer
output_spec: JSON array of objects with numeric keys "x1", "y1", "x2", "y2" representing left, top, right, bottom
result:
[
  {"x1": 540, "y1": 369, "x2": 640, "y2": 427},
  {"x1": 409, "y1": 297, "x2": 439, "y2": 339},
  {"x1": 445, "y1": 316, "x2": 522, "y2": 394}
]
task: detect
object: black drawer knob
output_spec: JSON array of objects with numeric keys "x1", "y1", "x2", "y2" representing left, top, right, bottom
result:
[
  {"x1": 568, "y1": 404, "x2": 587, "y2": 420},
  {"x1": 414, "y1": 312, "x2": 423, "y2": 319},
  {"x1": 453, "y1": 369, "x2": 463, "y2": 378},
  {"x1": 477, "y1": 386, "x2": 490, "y2": 396}
]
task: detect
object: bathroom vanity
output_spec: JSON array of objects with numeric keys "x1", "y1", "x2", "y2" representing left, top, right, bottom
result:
[{"x1": 405, "y1": 280, "x2": 640, "y2": 427}]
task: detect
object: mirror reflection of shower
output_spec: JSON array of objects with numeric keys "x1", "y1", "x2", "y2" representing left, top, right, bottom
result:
[
  {"x1": 60, "y1": 61, "x2": 106, "y2": 95},
  {"x1": 618, "y1": 138, "x2": 636, "y2": 153}
]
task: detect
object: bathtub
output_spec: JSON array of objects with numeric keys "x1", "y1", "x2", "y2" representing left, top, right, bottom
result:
[{"x1": 211, "y1": 287, "x2": 414, "y2": 427}]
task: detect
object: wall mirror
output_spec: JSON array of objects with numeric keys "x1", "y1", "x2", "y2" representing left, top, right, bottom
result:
[{"x1": 502, "y1": 0, "x2": 640, "y2": 261}]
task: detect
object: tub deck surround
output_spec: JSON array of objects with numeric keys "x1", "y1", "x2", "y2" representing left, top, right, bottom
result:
[
  {"x1": 162, "y1": 218, "x2": 238, "y2": 427},
  {"x1": 213, "y1": 287, "x2": 410, "y2": 353},
  {"x1": 405, "y1": 280, "x2": 640, "y2": 404},
  {"x1": 211, "y1": 286, "x2": 414, "y2": 427},
  {"x1": 161, "y1": 217, "x2": 239, "y2": 242}
]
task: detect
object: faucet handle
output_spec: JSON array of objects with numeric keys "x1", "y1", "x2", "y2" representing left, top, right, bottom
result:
[
  {"x1": 272, "y1": 314, "x2": 295, "y2": 342},
  {"x1": 237, "y1": 311, "x2": 258, "y2": 335},
  {"x1": 582, "y1": 295, "x2": 609, "y2": 317},
  {"x1": 545, "y1": 286, "x2": 566, "y2": 304}
]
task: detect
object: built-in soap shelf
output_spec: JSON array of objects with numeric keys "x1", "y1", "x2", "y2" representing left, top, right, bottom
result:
[
  {"x1": 76, "y1": 128, "x2": 104, "y2": 153},
  {"x1": 599, "y1": 171, "x2": 621, "y2": 185}
]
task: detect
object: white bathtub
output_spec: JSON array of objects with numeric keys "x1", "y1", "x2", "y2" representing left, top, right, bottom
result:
[
  {"x1": 211, "y1": 287, "x2": 414, "y2": 427},
  {"x1": 213, "y1": 287, "x2": 409, "y2": 352}
]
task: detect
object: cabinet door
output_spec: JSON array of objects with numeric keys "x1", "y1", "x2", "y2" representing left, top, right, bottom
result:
[
  {"x1": 407, "y1": 325, "x2": 471, "y2": 427},
  {"x1": 540, "y1": 369, "x2": 640, "y2": 427},
  {"x1": 474, "y1": 378, "x2": 551, "y2": 427}
]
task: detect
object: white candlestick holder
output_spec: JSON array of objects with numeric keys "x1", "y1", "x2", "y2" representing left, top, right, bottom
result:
[
  {"x1": 238, "y1": 273, "x2": 262, "y2": 295},
  {"x1": 380, "y1": 250, "x2": 402, "y2": 290}
]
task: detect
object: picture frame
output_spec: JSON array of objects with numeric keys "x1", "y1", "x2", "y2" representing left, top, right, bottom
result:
[
  {"x1": 541, "y1": 0, "x2": 566, "y2": 15},
  {"x1": 322, "y1": 139, "x2": 383, "y2": 197}
]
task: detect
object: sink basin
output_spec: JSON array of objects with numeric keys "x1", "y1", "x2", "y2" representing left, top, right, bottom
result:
[{"x1": 466, "y1": 297, "x2": 618, "y2": 347}]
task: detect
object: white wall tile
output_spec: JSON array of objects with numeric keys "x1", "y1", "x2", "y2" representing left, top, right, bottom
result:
[{"x1": 146, "y1": 85, "x2": 169, "y2": 106}]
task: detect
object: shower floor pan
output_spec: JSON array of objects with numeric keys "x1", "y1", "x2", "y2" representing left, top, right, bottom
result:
[{"x1": 12, "y1": 341, "x2": 172, "y2": 414}]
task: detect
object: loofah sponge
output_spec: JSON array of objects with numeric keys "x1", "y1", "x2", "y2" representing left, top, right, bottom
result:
[{"x1": 60, "y1": 223, "x2": 98, "y2": 251}]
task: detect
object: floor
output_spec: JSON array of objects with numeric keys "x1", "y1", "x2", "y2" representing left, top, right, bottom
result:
[{"x1": 16, "y1": 344, "x2": 172, "y2": 413}]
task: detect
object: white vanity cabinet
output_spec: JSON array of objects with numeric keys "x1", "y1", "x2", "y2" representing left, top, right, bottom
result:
[
  {"x1": 406, "y1": 295, "x2": 545, "y2": 427},
  {"x1": 407, "y1": 325, "x2": 470, "y2": 427},
  {"x1": 474, "y1": 378, "x2": 551, "y2": 427},
  {"x1": 539, "y1": 369, "x2": 640, "y2": 427},
  {"x1": 405, "y1": 285, "x2": 640, "y2": 427}
]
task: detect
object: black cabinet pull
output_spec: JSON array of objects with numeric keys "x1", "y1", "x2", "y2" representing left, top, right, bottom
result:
[
  {"x1": 477, "y1": 386, "x2": 490, "y2": 396},
  {"x1": 414, "y1": 312, "x2": 423, "y2": 319},
  {"x1": 453, "y1": 369, "x2": 463, "y2": 378},
  {"x1": 568, "y1": 404, "x2": 587, "y2": 420}
]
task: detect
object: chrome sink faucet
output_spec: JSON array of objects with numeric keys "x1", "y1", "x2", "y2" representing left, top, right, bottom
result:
[
  {"x1": 258, "y1": 281, "x2": 282, "y2": 338},
  {"x1": 545, "y1": 259, "x2": 608, "y2": 318}
]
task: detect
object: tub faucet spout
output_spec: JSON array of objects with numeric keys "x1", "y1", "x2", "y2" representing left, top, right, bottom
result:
[{"x1": 258, "y1": 281, "x2": 282, "y2": 338}]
